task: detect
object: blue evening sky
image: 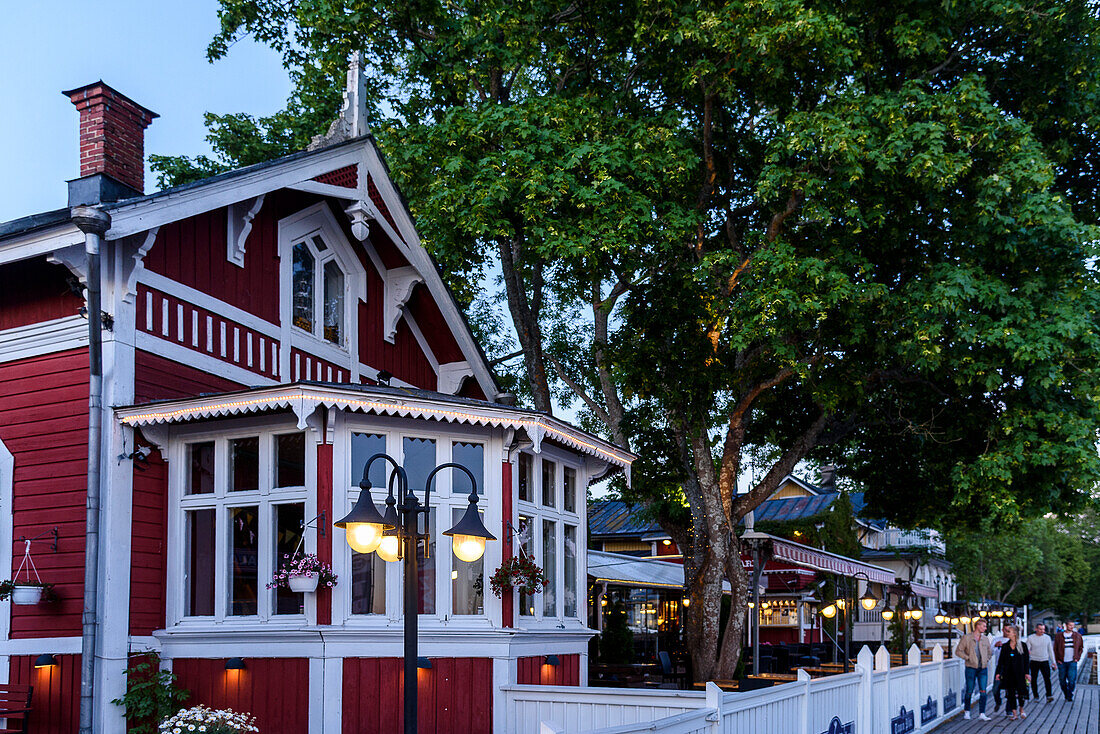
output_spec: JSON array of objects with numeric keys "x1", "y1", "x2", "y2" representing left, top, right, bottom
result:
[{"x1": 0, "y1": 1, "x2": 291, "y2": 223}]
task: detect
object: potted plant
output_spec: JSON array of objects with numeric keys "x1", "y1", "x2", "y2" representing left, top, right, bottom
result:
[
  {"x1": 0, "y1": 579, "x2": 57, "y2": 606},
  {"x1": 159, "y1": 705, "x2": 258, "y2": 734},
  {"x1": 489, "y1": 555, "x2": 549, "y2": 598},
  {"x1": 267, "y1": 553, "x2": 337, "y2": 594}
]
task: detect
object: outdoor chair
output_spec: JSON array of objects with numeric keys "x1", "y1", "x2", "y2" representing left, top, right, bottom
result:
[
  {"x1": 0, "y1": 683, "x2": 33, "y2": 734},
  {"x1": 657, "y1": 651, "x2": 689, "y2": 689}
]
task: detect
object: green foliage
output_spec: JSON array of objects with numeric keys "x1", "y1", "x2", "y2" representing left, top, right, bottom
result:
[{"x1": 110, "y1": 652, "x2": 190, "y2": 734}]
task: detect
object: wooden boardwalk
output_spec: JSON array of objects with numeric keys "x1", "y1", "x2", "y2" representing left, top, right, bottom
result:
[{"x1": 937, "y1": 683, "x2": 1098, "y2": 734}]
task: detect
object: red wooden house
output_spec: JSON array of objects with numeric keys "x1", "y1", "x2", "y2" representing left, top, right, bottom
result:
[{"x1": 0, "y1": 64, "x2": 631, "y2": 733}]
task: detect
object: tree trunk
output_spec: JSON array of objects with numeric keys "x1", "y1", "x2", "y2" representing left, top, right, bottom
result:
[{"x1": 497, "y1": 235, "x2": 553, "y2": 411}]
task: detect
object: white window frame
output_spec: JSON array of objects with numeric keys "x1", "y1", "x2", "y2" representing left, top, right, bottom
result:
[
  {"x1": 513, "y1": 448, "x2": 585, "y2": 625},
  {"x1": 278, "y1": 202, "x2": 367, "y2": 378},
  {"x1": 334, "y1": 416, "x2": 499, "y2": 627},
  {"x1": 167, "y1": 418, "x2": 316, "y2": 628}
]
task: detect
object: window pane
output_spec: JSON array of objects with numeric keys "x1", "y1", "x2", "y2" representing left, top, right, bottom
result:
[
  {"x1": 229, "y1": 506, "x2": 259, "y2": 615},
  {"x1": 518, "y1": 515, "x2": 534, "y2": 616},
  {"x1": 563, "y1": 467, "x2": 576, "y2": 513},
  {"x1": 273, "y1": 503, "x2": 305, "y2": 615},
  {"x1": 452, "y1": 507, "x2": 484, "y2": 615},
  {"x1": 452, "y1": 442, "x2": 484, "y2": 495},
  {"x1": 542, "y1": 460, "x2": 555, "y2": 507},
  {"x1": 229, "y1": 437, "x2": 259, "y2": 492},
  {"x1": 351, "y1": 433, "x2": 388, "y2": 489},
  {"x1": 323, "y1": 260, "x2": 344, "y2": 345},
  {"x1": 518, "y1": 454, "x2": 532, "y2": 503},
  {"x1": 292, "y1": 241, "x2": 314, "y2": 333},
  {"x1": 564, "y1": 525, "x2": 577, "y2": 617},
  {"x1": 352, "y1": 550, "x2": 386, "y2": 614},
  {"x1": 417, "y1": 508, "x2": 436, "y2": 614},
  {"x1": 275, "y1": 433, "x2": 306, "y2": 488},
  {"x1": 188, "y1": 442, "x2": 215, "y2": 495},
  {"x1": 186, "y1": 509, "x2": 215, "y2": 616},
  {"x1": 311, "y1": 234, "x2": 328, "y2": 252},
  {"x1": 403, "y1": 437, "x2": 436, "y2": 494},
  {"x1": 543, "y1": 520, "x2": 557, "y2": 616}
]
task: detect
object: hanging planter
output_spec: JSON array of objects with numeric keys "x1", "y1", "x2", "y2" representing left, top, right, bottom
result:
[
  {"x1": 489, "y1": 556, "x2": 549, "y2": 598},
  {"x1": 267, "y1": 553, "x2": 337, "y2": 593},
  {"x1": 0, "y1": 538, "x2": 58, "y2": 606}
]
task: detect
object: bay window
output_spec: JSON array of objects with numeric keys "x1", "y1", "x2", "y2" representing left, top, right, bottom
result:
[{"x1": 291, "y1": 234, "x2": 346, "y2": 346}]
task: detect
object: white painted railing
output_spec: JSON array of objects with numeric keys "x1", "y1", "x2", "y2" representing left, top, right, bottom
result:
[{"x1": 508, "y1": 644, "x2": 965, "y2": 734}]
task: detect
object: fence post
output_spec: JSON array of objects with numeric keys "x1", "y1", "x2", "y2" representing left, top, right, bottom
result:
[
  {"x1": 874, "y1": 646, "x2": 890, "y2": 672},
  {"x1": 798, "y1": 668, "x2": 811, "y2": 734},
  {"x1": 857, "y1": 646, "x2": 874, "y2": 734},
  {"x1": 909, "y1": 644, "x2": 922, "y2": 731},
  {"x1": 705, "y1": 681, "x2": 724, "y2": 734},
  {"x1": 932, "y1": 643, "x2": 944, "y2": 729}
]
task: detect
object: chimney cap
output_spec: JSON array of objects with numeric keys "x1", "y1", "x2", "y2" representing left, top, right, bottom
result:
[{"x1": 62, "y1": 80, "x2": 159, "y2": 120}]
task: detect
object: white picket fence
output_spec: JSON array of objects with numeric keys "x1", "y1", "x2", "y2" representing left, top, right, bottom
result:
[{"x1": 502, "y1": 644, "x2": 965, "y2": 734}]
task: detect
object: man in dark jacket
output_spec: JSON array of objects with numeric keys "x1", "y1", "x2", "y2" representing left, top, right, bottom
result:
[{"x1": 1052, "y1": 620, "x2": 1085, "y2": 702}]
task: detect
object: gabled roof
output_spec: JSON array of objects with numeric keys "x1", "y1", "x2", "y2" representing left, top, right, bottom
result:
[{"x1": 755, "y1": 491, "x2": 886, "y2": 532}]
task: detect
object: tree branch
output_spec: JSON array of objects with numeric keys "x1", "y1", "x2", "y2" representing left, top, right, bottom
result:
[{"x1": 732, "y1": 410, "x2": 830, "y2": 520}]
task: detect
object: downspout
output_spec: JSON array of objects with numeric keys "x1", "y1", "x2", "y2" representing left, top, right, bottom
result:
[{"x1": 72, "y1": 205, "x2": 110, "y2": 734}]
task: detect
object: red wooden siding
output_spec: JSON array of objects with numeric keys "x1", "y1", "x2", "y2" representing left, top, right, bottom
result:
[
  {"x1": 359, "y1": 278, "x2": 436, "y2": 390},
  {"x1": 130, "y1": 448, "x2": 167, "y2": 635},
  {"x1": 137, "y1": 284, "x2": 280, "y2": 380},
  {"x1": 314, "y1": 165, "x2": 358, "y2": 189},
  {"x1": 171, "y1": 658, "x2": 310, "y2": 734},
  {"x1": 342, "y1": 657, "x2": 492, "y2": 734},
  {"x1": 134, "y1": 350, "x2": 243, "y2": 404},
  {"x1": 9, "y1": 654, "x2": 80, "y2": 734},
  {"x1": 0, "y1": 348, "x2": 89, "y2": 637},
  {"x1": 144, "y1": 207, "x2": 281, "y2": 325},
  {"x1": 291, "y1": 348, "x2": 350, "y2": 383},
  {"x1": 0, "y1": 257, "x2": 82, "y2": 332},
  {"x1": 457, "y1": 379, "x2": 487, "y2": 401},
  {"x1": 316, "y1": 443, "x2": 333, "y2": 625},
  {"x1": 407, "y1": 285, "x2": 464, "y2": 365},
  {"x1": 516, "y1": 654, "x2": 580, "y2": 686}
]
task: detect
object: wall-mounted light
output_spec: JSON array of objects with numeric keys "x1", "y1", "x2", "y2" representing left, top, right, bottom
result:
[
  {"x1": 544, "y1": 655, "x2": 561, "y2": 667},
  {"x1": 225, "y1": 657, "x2": 246, "y2": 671},
  {"x1": 417, "y1": 657, "x2": 432, "y2": 669},
  {"x1": 34, "y1": 654, "x2": 57, "y2": 669}
]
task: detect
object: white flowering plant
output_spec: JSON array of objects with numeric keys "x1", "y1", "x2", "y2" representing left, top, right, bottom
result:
[
  {"x1": 266, "y1": 553, "x2": 338, "y2": 590},
  {"x1": 159, "y1": 705, "x2": 259, "y2": 734}
]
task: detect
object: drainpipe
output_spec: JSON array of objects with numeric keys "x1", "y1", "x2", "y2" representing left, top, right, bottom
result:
[{"x1": 72, "y1": 205, "x2": 110, "y2": 734}]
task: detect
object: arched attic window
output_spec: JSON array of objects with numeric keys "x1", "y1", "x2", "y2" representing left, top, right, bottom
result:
[{"x1": 292, "y1": 233, "x2": 346, "y2": 346}]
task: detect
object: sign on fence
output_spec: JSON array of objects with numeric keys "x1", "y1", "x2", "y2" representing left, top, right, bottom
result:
[
  {"x1": 890, "y1": 706, "x2": 914, "y2": 734},
  {"x1": 820, "y1": 716, "x2": 854, "y2": 734},
  {"x1": 943, "y1": 689, "x2": 957, "y2": 712},
  {"x1": 919, "y1": 696, "x2": 938, "y2": 725}
]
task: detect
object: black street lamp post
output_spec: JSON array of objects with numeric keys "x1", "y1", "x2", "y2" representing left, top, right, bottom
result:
[
  {"x1": 817, "y1": 571, "x2": 879, "y2": 673},
  {"x1": 336, "y1": 453, "x2": 496, "y2": 734}
]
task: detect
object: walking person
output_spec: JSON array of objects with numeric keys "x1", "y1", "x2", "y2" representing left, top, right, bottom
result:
[
  {"x1": 990, "y1": 627, "x2": 1008, "y2": 711},
  {"x1": 1025, "y1": 622, "x2": 1056, "y2": 702},
  {"x1": 995, "y1": 624, "x2": 1031, "y2": 720},
  {"x1": 955, "y1": 617, "x2": 993, "y2": 721},
  {"x1": 1053, "y1": 619, "x2": 1084, "y2": 702}
]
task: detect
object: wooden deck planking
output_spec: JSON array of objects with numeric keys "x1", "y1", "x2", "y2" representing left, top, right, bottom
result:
[{"x1": 937, "y1": 683, "x2": 1098, "y2": 734}]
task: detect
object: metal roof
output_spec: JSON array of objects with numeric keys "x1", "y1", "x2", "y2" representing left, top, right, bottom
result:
[
  {"x1": 588, "y1": 501, "x2": 663, "y2": 538},
  {"x1": 755, "y1": 491, "x2": 885, "y2": 531},
  {"x1": 0, "y1": 208, "x2": 70, "y2": 240},
  {"x1": 588, "y1": 550, "x2": 691, "y2": 589}
]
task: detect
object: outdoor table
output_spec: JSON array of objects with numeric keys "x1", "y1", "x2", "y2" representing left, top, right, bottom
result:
[
  {"x1": 747, "y1": 673, "x2": 798, "y2": 682},
  {"x1": 693, "y1": 680, "x2": 739, "y2": 691}
]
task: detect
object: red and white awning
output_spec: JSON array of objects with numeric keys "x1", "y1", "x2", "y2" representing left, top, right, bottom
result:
[
  {"x1": 909, "y1": 581, "x2": 939, "y2": 598},
  {"x1": 743, "y1": 534, "x2": 895, "y2": 585}
]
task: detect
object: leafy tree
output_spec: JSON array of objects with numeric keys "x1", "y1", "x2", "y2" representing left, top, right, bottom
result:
[
  {"x1": 166, "y1": 0, "x2": 1100, "y2": 680},
  {"x1": 946, "y1": 519, "x2": 1065, "y2": 606}
]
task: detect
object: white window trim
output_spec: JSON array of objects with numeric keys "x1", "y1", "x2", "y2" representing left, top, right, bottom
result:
[
  {"x1": 278, "y1": 202, "x2": 367, "y2": 381},
  {"x1": 167, "y1": 418, "x2": 317, "y2": 628},
  {"x1": 513, "y1": 447, "x2": 585, "y2": 627},
  {"x1": 334, "y1": 417, "x2": 501, "y2": 627},
  {"x1": 0, "y1": 437, "x2": 12, "y2": 657}
]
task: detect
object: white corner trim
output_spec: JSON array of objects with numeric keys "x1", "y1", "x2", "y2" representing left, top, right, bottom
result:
[
  {"x1": 437, "y1": 361, "x2": 474, "y2": 395},
  {"x1": 384, "y1": 266, "x2": 423, "y2": 343},
  {"x1": 226, "y1": 195, "x2": 265, "y2": 267},
  {"x1": 0, "y1": 315, "x2": 88, "y2": 365}
]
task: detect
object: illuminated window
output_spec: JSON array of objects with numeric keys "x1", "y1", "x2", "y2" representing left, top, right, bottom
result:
[{"x1": 290, "y1": 234, "x2": 345, "y2": 346}]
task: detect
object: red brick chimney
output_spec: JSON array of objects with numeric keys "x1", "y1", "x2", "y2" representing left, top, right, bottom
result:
[{"x1": 63, "y1": 81, "x2": 158, "y2": 194}]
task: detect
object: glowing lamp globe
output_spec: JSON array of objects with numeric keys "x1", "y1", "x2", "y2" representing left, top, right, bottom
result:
[
  {"x1": 934, "y1": 613, "x2": 946, "y2": 624},
  {"x1": 861, "y1": 595, "x2": 878, "y2": 612},
  {"x1": 820, "y1": 603, "x2": 837, "y2": 619},
  {"x1": 377, "y1": 535, "x2": 401, "y2": 563},
  {"x1": 881, "y1": 606, "x2": 894, "y2": 622},
  {"x1": 335, "y1": 487, "x2": 390, "y2": 554},
  {"x1": 950, "y1": 617, "x2": 960, "y2": 625},
  {"x1": 1005, "y1": 608, "x2": 1014, "y2": 617},
  {"x1": 452, "y1": 534, "x2": 487, "y2": 563},
  {"x1": 911, "y1": 608, "x2": 923, "y2": 621}
]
